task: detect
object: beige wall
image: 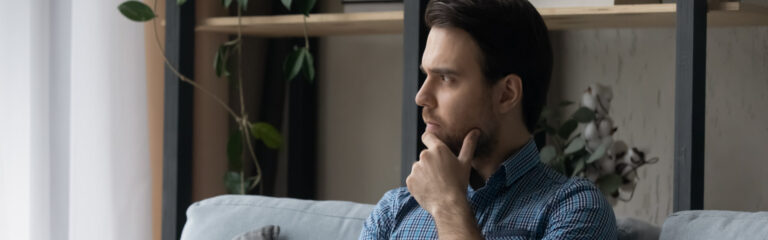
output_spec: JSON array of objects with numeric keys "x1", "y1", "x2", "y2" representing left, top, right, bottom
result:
[
  {"x1": 316, "y1": 34, "x2": 404, "y2": 204},
  {"x1": 549, "y1": 28, "x2": 677, "y2": 225},
  {"x1": 314, "y1": 1, "x2": 404, "y2": 204},
  {"x1": 191, "y1": 1, "x2": 231, "y2": 201}
]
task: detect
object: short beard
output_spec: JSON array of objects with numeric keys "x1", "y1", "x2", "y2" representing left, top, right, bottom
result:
[{"x1": 442, "y1": 127, "x2": 496, "y2": 160}]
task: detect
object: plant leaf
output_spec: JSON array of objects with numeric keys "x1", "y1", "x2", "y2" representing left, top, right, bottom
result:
[
  {"x1": 303, "y1": 49, "x2": 315, "y2": 83},
  {"x1": 587, "y1": 140, "x2": 611, "y2": 163},
  {"x1": 596, "y1": 174, "x2": 622, "y2": 196},
  {"x1": 226, "y1": 129, "x2": 243, "y2": 172},
  {"x1": 238, "y1": 0, "x2": 248, "y2": 10},
  {"x1": 281, "y1": 0, "x2": 292, "y2": 10},
  {"x1": 177, "y1": 0, "x2": 187, "y2": 6},
  {"x1": 571, "y1": 157, "x2": 586, "y2": 177},
  {"x1": 295, "y1": 0, "x2": 316, "y2": 16},
  {"x1": 118, "y1": 1, "x2": 156, "y2": 22},
  {"x1": 214, "y1": 46, "x2": 224, "y2": 77},
  {"x1": 572, "y1": 107, "x2": 596, "y2": 123},
  {"x1": 250, "y1": 122, "x2": 282, "y2": 149},
  {"x1": 558, "y1": 119, "x2": 578, "y2": 139},
  {"x1": 559, "y1": 101, "x2": 574, "y2": 107},
  {"x1": 283, "y1": 47, "x2": 306, "y2": 82},
  {"x1": 564, "y1": 137, "x2": 585, "y2": 155},
  {"x1": 224, "y1": 171, "x2": 244, "y2": 194},
  {"x1": 222, "y1": 0, "x2": 233, "y2": 8},
  {"x1": 214, "y1": 45, "x2": 231, "y2": 77},
  {"x1": 214, "y1": 41, "x2": 239, "y2": 78},
  {"x1": 540, "y1": 145, "x2": 556, "y2": 164}
]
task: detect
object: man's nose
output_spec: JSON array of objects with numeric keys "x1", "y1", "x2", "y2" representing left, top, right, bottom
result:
[{"x1": 414, "y1": 79, "x2": 436, "y2": 108}]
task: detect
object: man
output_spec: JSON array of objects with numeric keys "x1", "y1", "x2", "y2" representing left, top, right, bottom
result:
[{"x1": 359, "y1": 0, "x2": 617, "y2": 239}]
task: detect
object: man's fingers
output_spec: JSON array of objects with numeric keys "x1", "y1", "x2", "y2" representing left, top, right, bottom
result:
[
  {"x1": 458, "y1": 129, "x2": 480, "y2": 164},
  {"x1": 421, "y1": 132, "x2": 446, "y2": 150}
]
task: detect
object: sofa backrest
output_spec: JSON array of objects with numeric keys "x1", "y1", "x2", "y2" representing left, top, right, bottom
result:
[
  {"x1": 181, "y1": 195, "x2": 375, "y2": 240},
  {"x1": 660, "y1": 210, "x2": 768, "y2": 240}
]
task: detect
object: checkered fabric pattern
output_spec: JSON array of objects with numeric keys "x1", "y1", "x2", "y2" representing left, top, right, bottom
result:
[{"x1": 360, "y1": 139, "x2": 618, "y2": 239}]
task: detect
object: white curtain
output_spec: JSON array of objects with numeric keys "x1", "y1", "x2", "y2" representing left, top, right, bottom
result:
[{"x1": 0, "y1": 0, "x2": 152, "y2": 239}]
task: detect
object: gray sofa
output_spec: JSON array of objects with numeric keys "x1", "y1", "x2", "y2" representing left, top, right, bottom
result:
[{"x1": 181, "y1": 195, "x2": 768, "y2": 240}]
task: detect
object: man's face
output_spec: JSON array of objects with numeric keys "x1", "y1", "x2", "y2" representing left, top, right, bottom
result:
[{"x1": 417, "y1": 27, "x2": 497, "y2": 157}]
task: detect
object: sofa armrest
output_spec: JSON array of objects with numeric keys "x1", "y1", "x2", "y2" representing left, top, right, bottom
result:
[
  {"x1": 181, "y1": 195, "x2": 375, "y2": 240},
  {"x1": 660, "y1": 210, "x2": 768, "y2": 240}
]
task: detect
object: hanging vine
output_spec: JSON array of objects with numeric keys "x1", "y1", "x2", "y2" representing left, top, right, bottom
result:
[{"x1": 117, "y1": 0, "x2": 316, "y2": 194}]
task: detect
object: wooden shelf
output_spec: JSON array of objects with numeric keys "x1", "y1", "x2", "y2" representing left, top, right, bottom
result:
[
  {"x1": 543, "y1": 2, "x2": 768, "y2": 29},
  {"x1": 196, "y1": 11, "x2": 403, "y2": 37},
  {"x1": 196, "y1": 2, "x2": 768, "y2": 37}
]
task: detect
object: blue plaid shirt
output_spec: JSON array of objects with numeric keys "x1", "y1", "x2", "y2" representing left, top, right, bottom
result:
[{"x1": 360, "y1": 139, "x2": 617, "y2": 239}]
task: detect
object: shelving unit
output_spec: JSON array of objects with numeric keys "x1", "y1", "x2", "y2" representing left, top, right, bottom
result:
[{"x1": 196, "y1": 2, "x2": 768, "y2": 36}]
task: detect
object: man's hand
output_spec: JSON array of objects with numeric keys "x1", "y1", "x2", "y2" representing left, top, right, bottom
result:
[
  {"x1": 406, "y1": 129, "x2": 479, "y2": 217},
  {"x1": 406, "y1": 129, "x2": 484, "y2": 239}
]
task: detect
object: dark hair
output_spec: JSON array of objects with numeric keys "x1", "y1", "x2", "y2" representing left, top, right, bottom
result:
[{"x1": 425, "y1": 0, "x2": 553, "y2": 133}]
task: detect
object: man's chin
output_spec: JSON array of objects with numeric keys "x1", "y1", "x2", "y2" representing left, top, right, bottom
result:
[{"x1": 427, "y1": 132, "x2": 462, "y2": 154}]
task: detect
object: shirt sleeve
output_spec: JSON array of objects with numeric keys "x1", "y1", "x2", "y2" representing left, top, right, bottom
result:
[
  {"x1": 359, "y1": 188, "x2": 400, "y2": 240},
  {"x1": 542, "y1": 178, "x2": 618, "y2": 240}
]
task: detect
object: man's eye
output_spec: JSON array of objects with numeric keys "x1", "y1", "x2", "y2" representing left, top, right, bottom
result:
[{"x1": 440, "y1": 75, "x2": 448, "y2": 81}]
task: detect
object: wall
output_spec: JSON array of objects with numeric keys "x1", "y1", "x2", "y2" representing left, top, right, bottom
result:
[
  {"x1": 191, "y1": 1, "x2": 230, "y2": 201},
  {"x1": 316, "y1": 34, "x2": 404, "y2": 204},
  {"x1": 550, "y1": 26, "x2": 768, "y2": 225},
  {"x1": 315, "y1": 1, "x2": 404, "y2": 204}
]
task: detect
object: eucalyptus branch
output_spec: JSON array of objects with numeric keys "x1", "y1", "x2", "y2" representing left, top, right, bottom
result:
[{"x1": 150, "y1": 0, "x2": 240, "y2": 122}]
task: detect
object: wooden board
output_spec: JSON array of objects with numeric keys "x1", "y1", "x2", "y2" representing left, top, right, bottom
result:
[
  {"x1": 196, "y1": 11, "x2": 403, "y2": 37},
  {"x1": 195, "y1": 2, "x2": 768, "y2": 36}
]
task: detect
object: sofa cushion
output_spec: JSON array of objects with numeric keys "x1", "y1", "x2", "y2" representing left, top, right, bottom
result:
[
  {"x1": 660, "y1": 210, "x2": 768, "y2": 240},
  {"x1": 181, "y1": 195, "x2": 375, "y2": 240}
]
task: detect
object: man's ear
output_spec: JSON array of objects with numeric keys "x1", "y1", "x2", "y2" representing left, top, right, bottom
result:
[{"x1": 495, "y1": 74, "x2": 523, "y2": 114}]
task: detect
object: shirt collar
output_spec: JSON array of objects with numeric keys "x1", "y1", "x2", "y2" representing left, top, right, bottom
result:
[
  {"x1": 467, "y1": 138, "x2": 541, "y2": 195},
  {"x1": 499, "y1": 138, "x2": 540, "y2": 187}
]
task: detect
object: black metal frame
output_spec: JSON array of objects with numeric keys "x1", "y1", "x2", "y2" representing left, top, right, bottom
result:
[
  {"x1": 401, "y1": 0, "x2": 428, "y2": 186},
  {"x1": 673, "y1": 0, "x2": 706, "y2": 211},
  {"x1": 162, "y1": 0, "x2": 195, "y2": 239},
  {"x1": 401, "y1": 0, "x2": 708, "y2": 211}
]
